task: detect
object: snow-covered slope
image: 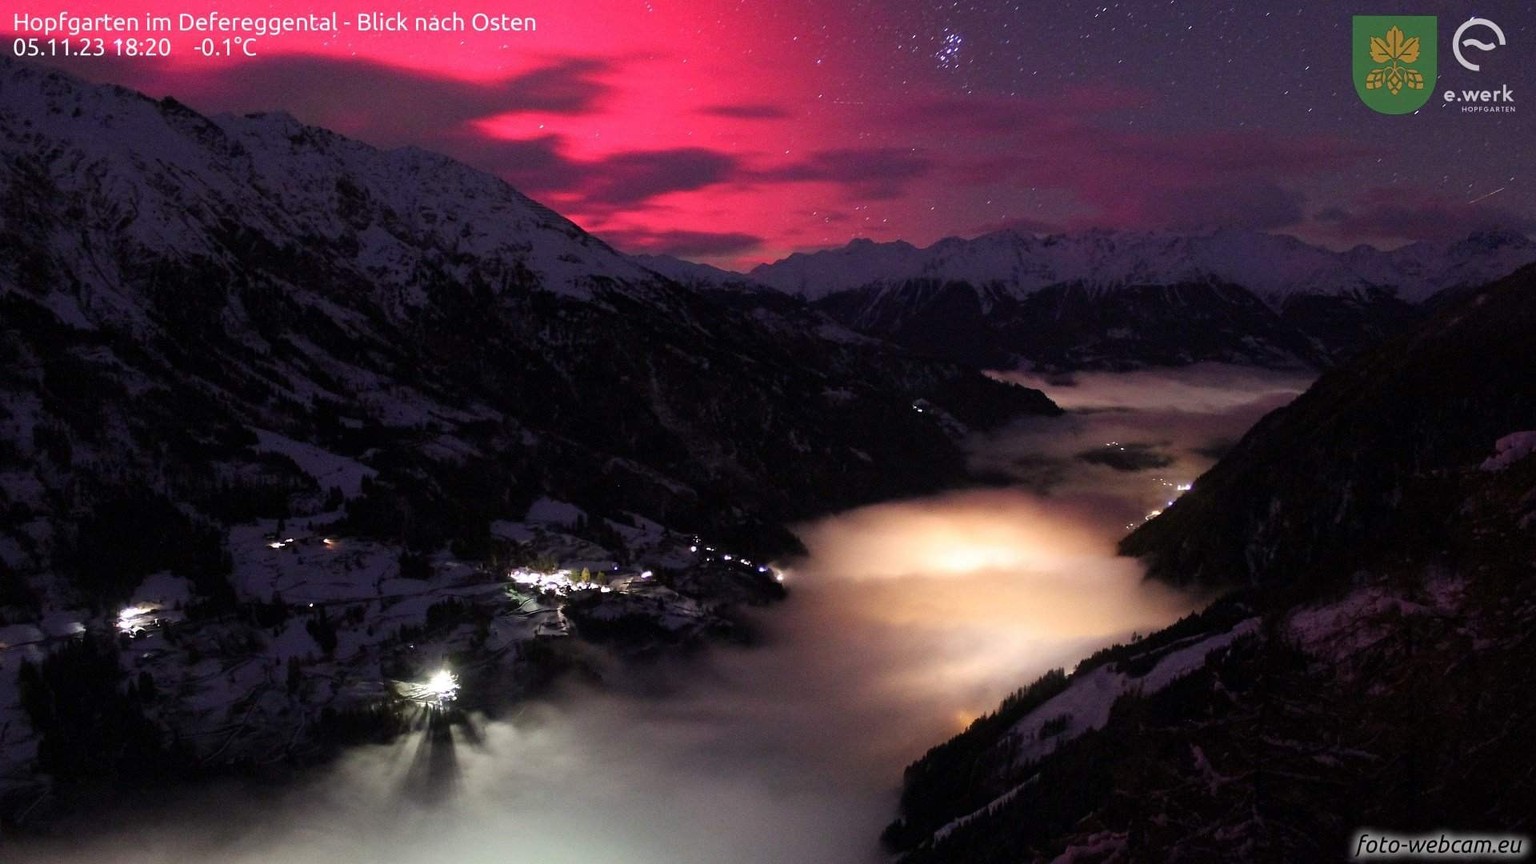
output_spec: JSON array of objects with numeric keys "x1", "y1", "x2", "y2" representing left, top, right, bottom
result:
[
  {"x1": 1, "y1": 58, "x2": 1066, "y2": 820},
  {"x1": 0, "y1": 55, "x2": 1052, "y2": 558},
  {"x1": 887, "y1": 265, "x2": 1536, "y2": 863},
  {"x1": 1, "y1": 59, "x2": 661, "y2": 324}
]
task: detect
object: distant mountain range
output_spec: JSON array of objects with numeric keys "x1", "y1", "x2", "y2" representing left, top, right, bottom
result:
[{"x1": 647, "y1": 228, "x2": 1536, "y2": 370}]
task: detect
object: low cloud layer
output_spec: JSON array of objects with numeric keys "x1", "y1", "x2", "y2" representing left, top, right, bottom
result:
[{"x1": 12, "y1": 365, "x2": 1311, "y2": 864}]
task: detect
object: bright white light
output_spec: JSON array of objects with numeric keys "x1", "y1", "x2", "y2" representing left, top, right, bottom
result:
[
  {"x1": 116, "y1": 605, "x2": 156, "y2": 636},
  {"x1": 426, "y1": 669, "x2": 457, "y2": 700},
  {"x1": 398, "y1": 668, "x2": 459, "y2": 708},
  {"x1": 508, "y1": 567, "x2": 610, "y2": 595}
]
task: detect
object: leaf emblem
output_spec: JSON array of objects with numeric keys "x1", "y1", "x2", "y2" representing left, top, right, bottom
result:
[
  {"x1": 1370, "y1": 26, "x2": 1420, "y2": 63},
  {"x1": 1363, "y1": 25, "x2": 1425, "y2": 96},
  {"x1": 1369, "y1": 35, "x2": 1392, "y2": 63}
]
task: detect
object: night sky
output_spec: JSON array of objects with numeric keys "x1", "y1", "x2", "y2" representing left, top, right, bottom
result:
[{"x1": 14, "y1": 0, "x2": 1534, "y2": 267}]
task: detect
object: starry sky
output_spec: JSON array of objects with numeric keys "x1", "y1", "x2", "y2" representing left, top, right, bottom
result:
[{"x1": 16, "y1": 0, "x2": 1535, "y2": 267}]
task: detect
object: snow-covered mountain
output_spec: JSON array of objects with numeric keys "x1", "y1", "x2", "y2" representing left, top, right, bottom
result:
[
  {"x1": 685, "y1": 228, "x2": 1536, "y2": 371},
  {"x1": 750, "y1": 228, "x2": 1536, "y2": 306},
  {"x1": 0, "y1": 56, "x2": 1052, "y2": 548},
  {"x1": 633, "y1": 253, "x2": 755, "y2": 290},
  {"x1": 0, "y1": 57, "x2": 1060, "y2": 815}
]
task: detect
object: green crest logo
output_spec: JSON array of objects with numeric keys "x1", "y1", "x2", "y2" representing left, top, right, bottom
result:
[{"x1": 1354, "y1": 16, "x2": 1437, "y2": 114}]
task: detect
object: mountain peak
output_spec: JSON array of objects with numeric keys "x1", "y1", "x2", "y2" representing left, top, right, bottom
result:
[
  {"x1": 0, "y1": 59, "x2": 668, "y2": 308},
  {"x1": 746, "y1": 227, "x2": 1536, "y2": 306}
]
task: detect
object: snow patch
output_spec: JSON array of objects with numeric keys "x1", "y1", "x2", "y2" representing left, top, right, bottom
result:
[
  {"x1": 1048, "y1": 831, "x2": 1129, "y2": 864},
  {"x1": 1005, "y1": 618, "x2": 1260, "y2": 770},
  {"x1": 1287, "y1": 582, "x2": 1455, "y2": 660},
  {"x1": 933, "y1": 776, "x2": 1038, "y2": 842},
  {"x1": 489, "y1": 520, "x2": 537, "y2": 543},
  {"x1": 251, "y1": 428, "x2": 375, "y2": 498},
  {"x1": 1481, "y1": 431, "x2": 1536, "y2": 472}
]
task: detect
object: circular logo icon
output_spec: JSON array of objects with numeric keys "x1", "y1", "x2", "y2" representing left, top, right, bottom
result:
[{"x1": 1453, "y1": 18, "x2": 1506, "y2": 72}]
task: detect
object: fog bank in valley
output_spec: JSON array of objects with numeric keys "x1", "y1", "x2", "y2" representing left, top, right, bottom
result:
[{"x1": 11, "y1": 364, "x2": 1310, "y2": 864}]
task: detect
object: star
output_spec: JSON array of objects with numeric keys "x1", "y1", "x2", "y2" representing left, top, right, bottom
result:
[{"x1": 935, "y1": 28, "x2": 964, "y2": 71}]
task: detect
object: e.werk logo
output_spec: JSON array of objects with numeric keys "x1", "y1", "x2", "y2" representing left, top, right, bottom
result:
[
  {"x1": 1444, "y1": 16, "x2": 1515, "y2": 113},
  {"x1": 1452, "y1": 17, "x2": 1506, "y2": 71},
  {"x1": 1354, "y1": 16, "x2": 1438, "y2": 114}
]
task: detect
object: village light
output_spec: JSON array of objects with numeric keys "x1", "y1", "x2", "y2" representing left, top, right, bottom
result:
[
  {"x1": 116, "y1": 605, "x2": 156, "y2": 635},
  {"x1": 399, "y1": 668, "x2": 460, "y2": 709},
  {"x1": 425, "y1": 669, "x2": 458, "y2": 703}
]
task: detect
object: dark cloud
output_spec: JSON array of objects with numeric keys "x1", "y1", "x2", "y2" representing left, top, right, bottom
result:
[
  {"x1": 1311, "y1": 189, "x2": 1536, "y2": 244},
  {"x1": 582, "y1": 148, "x2": 744, "y2": 205},
  {"x1": 759, "y1": 147, "x2": 935, "y2": 200},
  {"x1": 765, "y1": 147, "x2": 932, "y2": 184},
  {"x1": 890, "y1": 90, "x2": 1360, "y2": 235},
  {"x1": 967, "y1": 216, "x2": 1064, "y2": 236},
  {"x1": 1046, "y1": 130, "x2": 1354, "y2": 232},
  {"x1": 538, "y1": 144, "x2": 939, "y2": 214},
  {"x1": 795, "y1": 208, "x2": 855, "y2": 224},
  {"x1": 401, "y1": 135, "x2": 746, "y2": 210},
  {"x1": 441, "y1": 133, "x2": 584, "y2": 196},
  {"x1": 44, "y1": 54, "x2": 614, "y2": 149},
  {"x1": 1109, "y1": 131, "x2": 1357, "y2": 176},
  {"x1": 1156, "y1": 183, "x2": 1307, "y2": 232}
]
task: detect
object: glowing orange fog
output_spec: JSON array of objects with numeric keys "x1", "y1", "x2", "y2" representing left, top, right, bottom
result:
[{"x1": 780, "y1": 488, "x2": 1196, "y2": 747}]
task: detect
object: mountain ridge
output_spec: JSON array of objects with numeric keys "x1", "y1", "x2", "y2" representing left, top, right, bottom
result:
[
  {"x1": 739, "y1": 226, "x2": 1536, "y2": 306},
  {"x1": 642, "y1": 226, "x2": 1534, "y2": 372}
]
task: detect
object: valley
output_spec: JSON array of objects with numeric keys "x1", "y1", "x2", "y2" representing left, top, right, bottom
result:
[
  {"x1": 5, "y1": 364, "x2": 1288, "y2": 863},
  {"x1": 3, "y1": 54, "x2": 1534, "y2": 863}
]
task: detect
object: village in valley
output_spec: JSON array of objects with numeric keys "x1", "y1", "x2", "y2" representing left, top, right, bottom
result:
[{"x1": 0, "y1": 492, "x2": 785, "y2": 815}]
